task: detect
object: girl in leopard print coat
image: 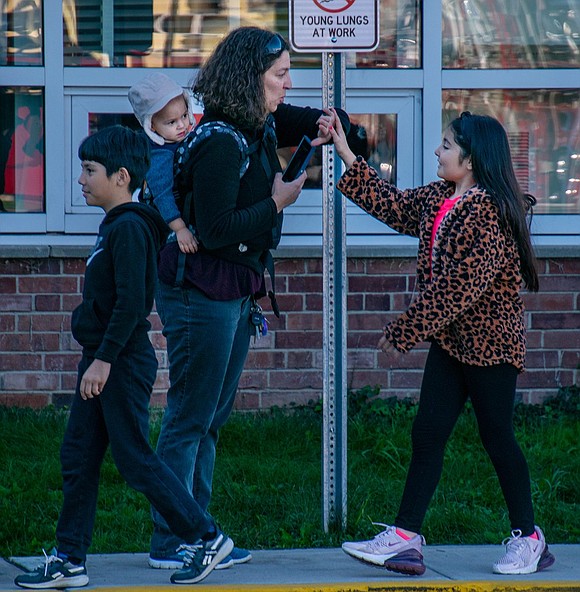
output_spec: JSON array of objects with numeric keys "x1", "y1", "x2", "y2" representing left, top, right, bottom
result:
[{"x1": 330, "y1": 111, "x2": 554, "y2": 578}]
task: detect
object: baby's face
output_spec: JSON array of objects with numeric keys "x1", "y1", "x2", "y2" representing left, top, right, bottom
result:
[{"x1": 151, "y1": 95, "x2": 191, "y2": 143}]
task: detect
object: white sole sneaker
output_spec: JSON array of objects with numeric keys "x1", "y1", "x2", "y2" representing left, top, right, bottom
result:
[{"x1": 492, "y1": 526, "x2": 556, "y2": 575}]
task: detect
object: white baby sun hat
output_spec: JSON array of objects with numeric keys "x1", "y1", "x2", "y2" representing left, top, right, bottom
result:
[{"x1": 129, "y1": 72, "x2": 194, "y2": 145}]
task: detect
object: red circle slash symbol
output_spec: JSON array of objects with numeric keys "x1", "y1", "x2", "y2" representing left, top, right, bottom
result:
[{"x1": 312, "y1": 0, "x2": 356, "y2": 14}]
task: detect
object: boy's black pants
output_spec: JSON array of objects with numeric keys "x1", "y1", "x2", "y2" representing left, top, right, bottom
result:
[{"x1": 56, "y1": 344, "x2": 211, "y2": 561}]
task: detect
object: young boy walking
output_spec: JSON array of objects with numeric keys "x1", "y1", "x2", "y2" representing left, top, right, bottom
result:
[{"x1": 14, "y1": 126, "x2": 232, "y2": 589}]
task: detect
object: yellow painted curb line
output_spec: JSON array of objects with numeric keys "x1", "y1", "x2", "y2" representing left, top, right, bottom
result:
[{"x1": 92, "y1": 582, "x2": 580, "y2": 592}]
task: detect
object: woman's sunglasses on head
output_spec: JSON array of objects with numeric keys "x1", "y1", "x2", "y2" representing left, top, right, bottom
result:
[{"x1": 264, "y1": 34, "x2": 286, "y2": 57}]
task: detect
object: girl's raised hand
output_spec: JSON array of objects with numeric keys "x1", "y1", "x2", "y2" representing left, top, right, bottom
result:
[
  {"x1": 327, "y1": 108, "x2": 356, "y2": 169},
  {"x1": 313, "y1": 112, "x2": 333, "y2": 146}
]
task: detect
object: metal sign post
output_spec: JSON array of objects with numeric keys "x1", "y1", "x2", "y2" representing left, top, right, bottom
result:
[
  {"x1": 289, "y1": 0, "x2": 379, "y2": 533},
  {"x1": 321, "y1": 51, "x2": 347, "y2": 532}
]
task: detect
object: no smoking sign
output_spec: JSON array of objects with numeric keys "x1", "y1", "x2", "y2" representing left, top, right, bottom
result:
[{"x1": 289, "y1": 0, "x2": 379, "y2": 52}]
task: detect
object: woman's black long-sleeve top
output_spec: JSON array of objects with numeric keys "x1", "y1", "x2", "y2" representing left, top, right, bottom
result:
[{"x1": 174, "y1": 102, "x2": 350, "y2": 275}]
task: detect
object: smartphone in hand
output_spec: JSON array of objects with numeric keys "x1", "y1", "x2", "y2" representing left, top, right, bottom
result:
[{"x1": 282, "y1": 136, "x2": 315, "y2": 182}]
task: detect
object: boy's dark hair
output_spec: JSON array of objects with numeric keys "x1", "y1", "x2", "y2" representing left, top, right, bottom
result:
[{"x1": 78, "y1": 125, "x2": 150, "y2": 194}]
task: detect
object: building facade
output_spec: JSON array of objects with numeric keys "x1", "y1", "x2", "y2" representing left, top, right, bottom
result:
[{"x1": 1, "y1": 1, "x2": 579, "y2": 408}]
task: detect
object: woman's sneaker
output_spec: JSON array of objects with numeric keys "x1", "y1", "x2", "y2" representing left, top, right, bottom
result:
[
  {"x1": 342, "y1": 523, "x2": 426, "y2": 575},
  {"x1": 170, "y1": 531, "x2": 234, "y2": 584},
  {"x1": 14, "y1": 550, "x2": 89, "y2": 589},
  {"x1": 493, "y1": 525, "x2": 556, "y2": 575},
  {"x1": 215, "y1": 546, "x2": 252, "y2": 570},
  {"x1": 148, "y1": 547, "x2": 189, "y2": 569}
]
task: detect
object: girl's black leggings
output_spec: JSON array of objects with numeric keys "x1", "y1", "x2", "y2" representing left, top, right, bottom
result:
[{"x1": 395, "y1": 341, "x2": 535, "y2": 536}]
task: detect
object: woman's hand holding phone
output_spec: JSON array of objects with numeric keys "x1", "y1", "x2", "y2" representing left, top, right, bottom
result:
[{"x1": 271, "y1": 171, "x2": 307, "y2": 213}]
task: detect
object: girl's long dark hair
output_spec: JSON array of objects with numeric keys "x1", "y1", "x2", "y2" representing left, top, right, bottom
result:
[
  {"x1": 450, "y1": 112, "x2": 539, "y2": 292},
  {"x1": 192, "y1": 27, "x2": 289, "y2": 130}
]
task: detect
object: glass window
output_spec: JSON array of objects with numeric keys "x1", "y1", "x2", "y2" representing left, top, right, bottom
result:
[
  {"x1": 88, "y1": 112, "x2": 140, "y2": 135},
  {"x1": 443, "y1": 0, "x2": 580, "y2": 69},
  {"x1": 64, "y1": 0, "x2": 285, "y2": 67},
  {"x1": 276, "y1": 113, "x2": 396, "y2": 191},
  {"x1": 0, "y1": 88, "x2": 45, "y2": 213},
  {"x1": 62, "y1": 0, "x2": 420, "y2": 68},
  {"x1": 442, "y1": 89, "x2": 580, "y2": 214},
  {"x1": 85, "y1": 111, "x2": 396, "y2": 194},
  {"x1": 349, "y1": 0, "x2": 420, "y2": 68},
  {"x1": 1, "y1": 0, "x2": 43, "y2": 66}
]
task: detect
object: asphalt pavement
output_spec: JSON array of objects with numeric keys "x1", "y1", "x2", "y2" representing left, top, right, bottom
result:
[{"x1": 2, "y1": 545, "x2": 579, "y2": 592}]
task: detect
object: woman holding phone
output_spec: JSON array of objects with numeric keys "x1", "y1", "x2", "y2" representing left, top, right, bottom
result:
[{"x1": 150, "y1": 26, "x2": 350, "y2": 571}]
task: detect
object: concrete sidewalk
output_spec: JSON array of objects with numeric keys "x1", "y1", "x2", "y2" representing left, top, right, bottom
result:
[{"x1": 2, "y1": 546, "x2": 579, "y2": 592}]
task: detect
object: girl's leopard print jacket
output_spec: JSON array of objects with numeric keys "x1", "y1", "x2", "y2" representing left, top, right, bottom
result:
[{"x1": 338, "y1": 156, "x2": 527, "y2": 371}]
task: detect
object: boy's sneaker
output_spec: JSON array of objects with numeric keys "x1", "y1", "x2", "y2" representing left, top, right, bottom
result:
[
  {"x1": 493, "y1": 525, "x2": 556, "y2": 575},
  {"x1": 342, "y1": 523, "x2": 426, "y2": 576},
  {"x1": 215, "y1": 546, "x2": 252, "y2": 570},
  {"x1": 149, "y1": 544, "x2": 248, "y2": 570},
  {"x1": 170, "y1": 531, "x2": 234, "y2": 584},
  {"x1": 14, "y1": 549, "x2": 89, "y2": 589}
]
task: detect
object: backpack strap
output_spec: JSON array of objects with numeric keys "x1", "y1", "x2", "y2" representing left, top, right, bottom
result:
[
  {"x1": 262, "y1": 250, "x2": 280, "y2": 318},
  {"x1": 175, "y1": 121, "x2": 251, "y2": 181},
  {"x1": 256, "y1": 114, "x2": 277, "y2": 181},
  {"x1": 138, "y1": 180, "x2": 153, "y2": 206}
]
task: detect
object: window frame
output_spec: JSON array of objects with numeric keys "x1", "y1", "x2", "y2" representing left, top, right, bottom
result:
[{"x1": 0, "y1": 2, "x2": 578, "y2": 247}]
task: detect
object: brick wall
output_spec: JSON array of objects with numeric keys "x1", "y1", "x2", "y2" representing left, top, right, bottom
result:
[{"x1": 1, "y1": 254, "x2": 578, "y2": 409}]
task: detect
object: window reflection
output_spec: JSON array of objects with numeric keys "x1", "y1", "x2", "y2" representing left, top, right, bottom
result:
[
  {"x1": 88, "y1": 112, "x2": 140, "y2": 135},
  {"x1": 349, "y1": 0, "x2": 420, "y2": 68},
  {"x1": 357, "y1": 113, "x2": 397, "y2": 182},
  {"x1": 0, "y1": 89, "x2": 45, "y2": 213},
  {"x1": 88, "y1": 110, "x2": 396, "y2": 194},
  {"x1": 88, "y1": 109, "x2": 397, "y2": 198},
  {"x1": 62, "y1": 0, "x2": 420, "y2": 68},
  {"x1": 443, "y1": 0, "x2": 580, "y2": 69},
  {"x1": 443, "y1": 90, "x2": 580, "y2": 213},
  {"x1": 0, "y1": 0, "x2": 43, "y2": 66},
  {"x1": 64, "y1": 0, "x2": 154, "y2": 66},
  {"x1": 64, "y1": 0, "x2": 281, "y2": 67},
  {"x1": 278, "y1": 113, "x2": 396, "y2": 190}
]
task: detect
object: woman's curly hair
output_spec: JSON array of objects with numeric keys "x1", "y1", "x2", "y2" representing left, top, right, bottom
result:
[{"x1": 192, "y1": 27, "x2": 289, "y2": 130}]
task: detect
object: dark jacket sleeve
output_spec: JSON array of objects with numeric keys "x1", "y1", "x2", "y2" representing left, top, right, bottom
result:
[
  {"x1": 187, "y1": 104, "x2": 349, "y2": 257},
  {"x1": 95, "y1": 221, "x2": 151, "y2": 362},
  {"x1": 274, "y1": 103, "x2": 350, "y2": 148},
  {"x1": 148, "y1": 147, "x2": 181, "y2": 224}
]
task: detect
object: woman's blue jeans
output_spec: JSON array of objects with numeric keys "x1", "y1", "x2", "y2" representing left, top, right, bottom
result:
[{"x1": 150, "y1": 281, "x2": 252, "y2": 557}]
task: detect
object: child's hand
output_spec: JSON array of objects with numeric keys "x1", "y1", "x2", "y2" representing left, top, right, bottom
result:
[
  {"x1": 312, "y1": 110, "x2": 334, "y2": 146},
  {"x1": 176, "y1": 226, "x2": 198, "y2": 254},
  {"x1": 80, "y1": 359, "x2": 111, "y2": 400},
  {"x1": 377, "y1": 334, "x2": 394, "y2": 354},
  {"x1": 377, "y1": 330, "x2": 405, "y2": 362},
  {"x1": 327, "y1": 108, "x2": 356, "y2": 169}
]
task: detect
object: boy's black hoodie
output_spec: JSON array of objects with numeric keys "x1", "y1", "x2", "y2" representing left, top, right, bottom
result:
[{"x1": 71, "y1": 202, "x2": 168, "y2": 363}]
